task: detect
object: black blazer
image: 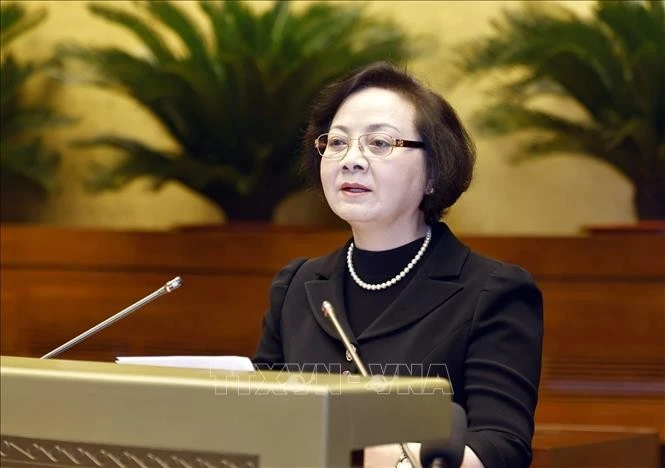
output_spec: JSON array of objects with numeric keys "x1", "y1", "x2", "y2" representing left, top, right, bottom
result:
[{"x1": 254, "y1": 223, "x2": 543, "y2": 468}]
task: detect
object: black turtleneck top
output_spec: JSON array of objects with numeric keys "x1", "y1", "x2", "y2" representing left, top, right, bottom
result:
[{"x1": 345, "y1": 231, "x2": 435, "y2": 337}]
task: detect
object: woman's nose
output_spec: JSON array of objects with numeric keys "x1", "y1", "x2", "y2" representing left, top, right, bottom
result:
[{"x1": 340, "y1": 140, "x2": 368, "y2": 172}]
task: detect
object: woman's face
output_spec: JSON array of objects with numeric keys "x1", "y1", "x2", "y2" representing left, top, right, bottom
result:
[{"x1": 320, "y1": 87, "x2": 428, "y2": 231}]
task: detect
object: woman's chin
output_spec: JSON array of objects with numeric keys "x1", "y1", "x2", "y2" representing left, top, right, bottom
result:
[{"x1": 331, "y1": 206, "x2": 375, "y2": 225}]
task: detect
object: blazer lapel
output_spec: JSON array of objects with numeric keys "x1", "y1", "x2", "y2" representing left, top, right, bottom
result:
[
  {"x1": 304, "y1": 243, "x2": 358, "y2": 344},
  {"x1": 358, "y1": 223, "x2": 469, "y2": 341},
  {"x1": 302, "y1": 223, "x2": 469, "y2": 345}
]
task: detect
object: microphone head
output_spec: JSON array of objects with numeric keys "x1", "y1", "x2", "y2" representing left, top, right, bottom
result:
[
  {"x1": 420, "y1": 402, "x2": 467, "y2": 468},
  {"x1": 321, "y1": 300, "x2": 334, "y2": 317},
  {"x1": 165, "y1": 276, "x2": 183, "y2": 292}
]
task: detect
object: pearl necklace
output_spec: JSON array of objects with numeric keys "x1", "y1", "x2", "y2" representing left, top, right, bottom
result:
[{"x1": 347, "y1": 226, "x2": 432, "y2": 291}]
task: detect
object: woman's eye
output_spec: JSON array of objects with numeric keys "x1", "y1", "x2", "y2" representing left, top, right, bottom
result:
[
  {"x1": 369, "y1": 137, "x2": 391, "y2": 148},
  {"x1": 329, "y1": 138, "x2": 347, "y2": 149}
]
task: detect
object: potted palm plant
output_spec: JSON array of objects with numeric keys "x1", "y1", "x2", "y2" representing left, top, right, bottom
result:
[
  {"x1": 58, "y1": 0, "x2": 427, "y2": 222},
  {"x1": 453, "y1": 0, "x2": 664, "y2": 222},
  {"x1": 1, "y1": 3, "x2": 72, "y2": 222}
]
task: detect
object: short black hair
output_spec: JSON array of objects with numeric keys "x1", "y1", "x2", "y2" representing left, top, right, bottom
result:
[{"x1": 302, "y1": 62, "x2": 476, "y2": 224}]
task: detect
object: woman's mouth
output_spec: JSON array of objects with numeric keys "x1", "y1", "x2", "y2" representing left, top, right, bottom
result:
[{"x1": 341, "y1": 183, "x2": 371, "y2": 193}]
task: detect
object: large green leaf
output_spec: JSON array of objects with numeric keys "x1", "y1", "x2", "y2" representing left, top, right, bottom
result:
[
  {"x1": 1, "y1": 107, "x2": 75, "y2": 139},
  {"x1": 140, "y1": 1, "x2": 211, "y2": 67},
  {"x1": 57, "y1": 0, "x2": 428, "y2": 219},
  {"x1": 72, "y1": 135, "x2": 249, "y2": 192},
  {"x1": 0, "y1": 3, "x2": 47, "y2": 47},
  {"x1": 1, "y1": 2, "x2": 71, "y2": 196},
  {"x1": 453, "y1": 0, "x2": 665, "y2": 206},
  {"x1": 87, "y1": 3, "x2": 175, "y2": 63},
  {"x1": 1, "y1": 56, "x2": 36, "y2": 107},
  {"x1": 0, "y1": 139, "x2": 59, "y2": 192}
]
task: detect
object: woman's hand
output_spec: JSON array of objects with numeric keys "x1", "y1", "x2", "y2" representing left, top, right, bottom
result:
[
  {"x1": 364, "y1": 443, "x2": 485, "y2": 468},
  {"x1": 461, "y1": 446, "x2": 485, "y2": 468}
]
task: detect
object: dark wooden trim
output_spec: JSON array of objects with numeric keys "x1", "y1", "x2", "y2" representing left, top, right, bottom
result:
[{"x1": 2, "y1": 225, "x2": 664, "y2": 449}]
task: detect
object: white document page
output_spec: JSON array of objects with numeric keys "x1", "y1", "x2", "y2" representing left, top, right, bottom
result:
[{"x1": 115, "y1": 355, "x2": 255, "y2": 372}]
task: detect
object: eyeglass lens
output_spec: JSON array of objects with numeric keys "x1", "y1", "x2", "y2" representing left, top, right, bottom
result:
[{"x1": 316, "y1": 133, "x2": 395, "y2": 157}]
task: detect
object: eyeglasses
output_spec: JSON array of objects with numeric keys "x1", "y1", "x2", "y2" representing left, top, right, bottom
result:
[{"x1": 314, "y1": 132, "x2": 425, "y2": 158}]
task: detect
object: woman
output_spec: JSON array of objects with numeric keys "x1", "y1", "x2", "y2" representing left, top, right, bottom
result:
[{"x1": 253, "y1": 62, "x2": 543, "y2": 468}]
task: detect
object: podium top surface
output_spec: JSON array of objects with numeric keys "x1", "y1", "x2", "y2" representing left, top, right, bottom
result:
[{"x1": 1, "y1": 355, "x2": 452, "y2": 395}]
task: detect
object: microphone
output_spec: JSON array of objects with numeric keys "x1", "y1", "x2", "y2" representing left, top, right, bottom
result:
[
  {"x1": 321, "y1": 300, "x2": 420, "y2": 468},
  {"x1": 419, "y1": 402, "x2": 468, "y2": 468},
  {"x1": 40, "y1": 276, "x2": 183, "y2": 359}
]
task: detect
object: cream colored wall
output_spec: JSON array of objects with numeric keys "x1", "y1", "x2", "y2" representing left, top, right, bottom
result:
[{"x1": 8, "y1": 0, "x2": 635, "y2": 233}]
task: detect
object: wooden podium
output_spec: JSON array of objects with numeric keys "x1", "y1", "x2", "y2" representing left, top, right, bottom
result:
[
  {"x1": 532, "y1": 424, "x2": 661, "y2": 468},
  {"x1": 1, "y1": 356, "x2": 452, "y2": 467}
]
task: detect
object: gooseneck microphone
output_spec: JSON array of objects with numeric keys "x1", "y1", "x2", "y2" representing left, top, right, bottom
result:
[
  {"x1": 419, "y1": 402, "x2": 468, "y2": 468},
  {"x1": 40, "y1": 276, "x2": 183, "y2": 359},
  {"x1": 322, "y1": 300, "x2": 420, "y2": 468}
]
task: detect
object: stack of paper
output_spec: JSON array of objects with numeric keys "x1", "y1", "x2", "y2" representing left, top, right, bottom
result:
[{"x1": 115, "y1": 355, "x2": 255, "y2": 372}]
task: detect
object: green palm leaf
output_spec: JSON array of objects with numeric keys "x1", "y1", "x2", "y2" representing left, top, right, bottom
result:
[
  {"x1": 73, "y1": 135, "x2": 246, "y2": 191},
  {"x1": 0, "y1": 2, "x2": 47, "y2": 47},
  {"x1": 87, "y1": 3, "x2": 174, "y2": 63},
  {"x1": 1, "y1": 107, "x2": 75, "y2": 139},
  {"x1": 59, "y1": 1, "x2": 424, "y2": 218},
  {"x1": 140, "y1": 1, "x2": 211, "y2": 66},
  {"x1": 58, "y1": 0, "x2": 429, "y2": 220},
  {"x1": 454, "y1": 0, "x2": 665, "y2": 219},
  {"x1": 1, "y1": 2, "x2": 73, "y2": 197},
  {"x1": 1, "y1": 139, "x2": 59, "y2": 192}
]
